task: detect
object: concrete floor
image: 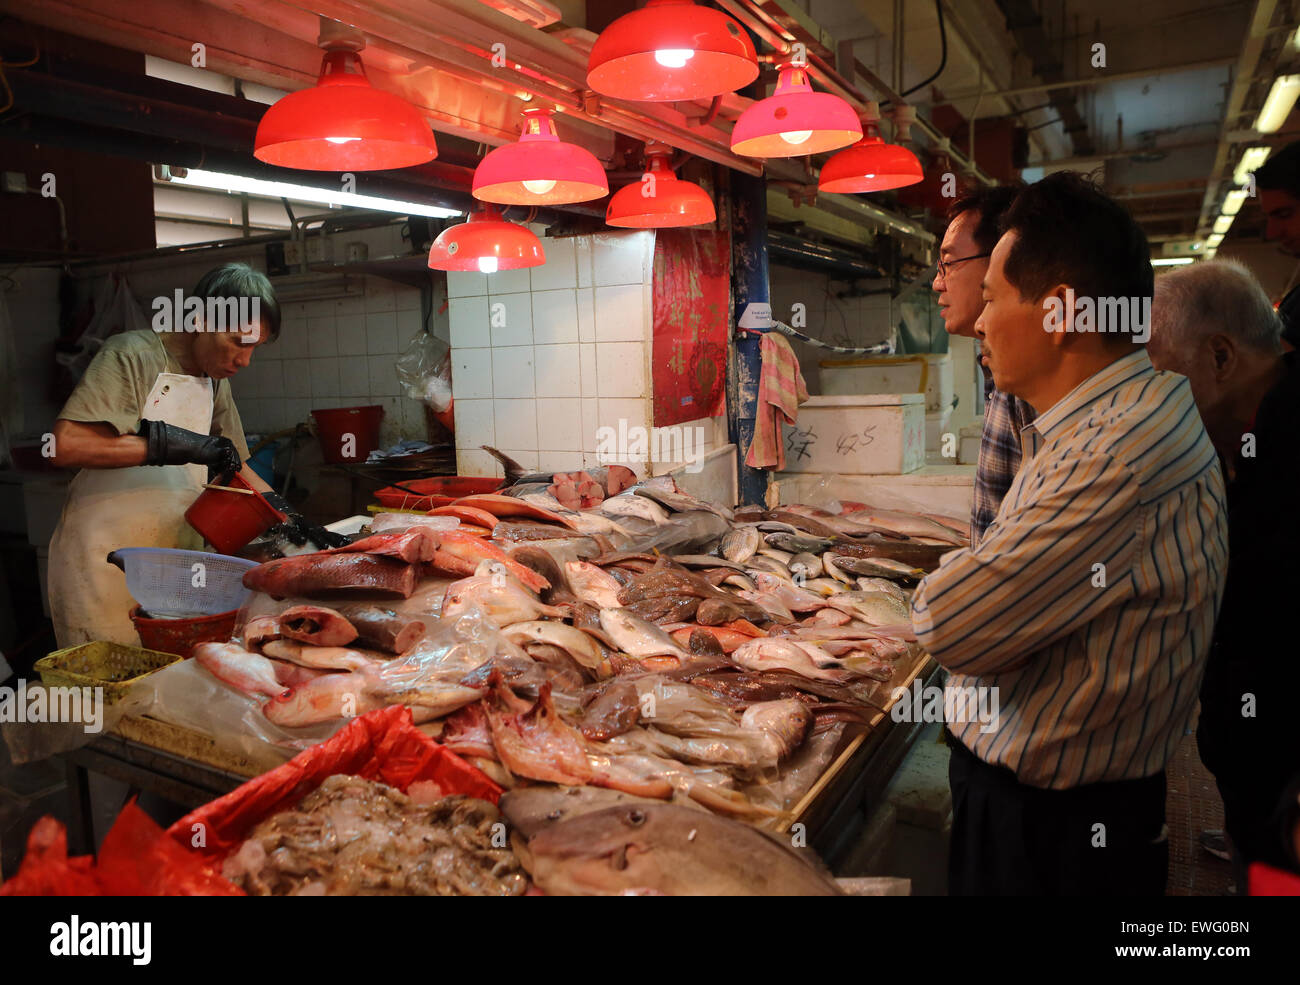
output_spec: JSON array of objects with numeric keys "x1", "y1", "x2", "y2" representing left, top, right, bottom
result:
[{"x1": 837, "y1": 725, "x2": 1235, "y2": 896}]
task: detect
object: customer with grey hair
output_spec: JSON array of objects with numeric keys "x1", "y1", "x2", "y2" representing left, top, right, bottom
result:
[{"x1": 1149, "y1": 258, "x2": 1300, "y2": 889}]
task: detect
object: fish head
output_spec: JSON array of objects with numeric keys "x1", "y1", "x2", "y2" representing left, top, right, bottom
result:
[{"x1": 524, "y1": 804, "x2": 664, "y2": 893}]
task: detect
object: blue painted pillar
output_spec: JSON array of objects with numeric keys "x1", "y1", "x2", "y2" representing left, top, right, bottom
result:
[{"x1": 727, "y1": 169, "x2": 772, "y2": 507}]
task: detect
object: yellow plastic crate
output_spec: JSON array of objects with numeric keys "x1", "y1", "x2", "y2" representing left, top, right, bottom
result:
[{"x1": 34, "y1": 641, "x2": 182, "y2": 705}]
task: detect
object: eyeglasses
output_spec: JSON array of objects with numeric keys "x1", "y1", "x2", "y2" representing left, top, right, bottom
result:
[{"x1": 936, "y1": 252, "x2": 992, "y2": 282}]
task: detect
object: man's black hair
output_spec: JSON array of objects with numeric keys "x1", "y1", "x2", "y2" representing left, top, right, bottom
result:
[
  {"x1": 998, "y1": 171, "x2": 1153, "y2": 343},
  {"x1": 192, "y1": 262, "x2": 281, "y2": 342},
  {"x1": 947, "y1": 183, "x2": 1024, "y2": 254},
  {"x1": 1253, "y1": 140, "x2": 1300, "y2": 199}
]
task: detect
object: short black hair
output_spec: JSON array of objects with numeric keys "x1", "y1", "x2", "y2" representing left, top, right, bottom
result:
[
  {"x1": 947, "y1": 183, "x2": 1023, "y2": 254},
  {"x1": 1254, "y1": 141, "x2": 1300, "y2": 199},
  {"x1": 192, "y1": 262, "x2": 281, "y2": 342},
  {"x1": 998, "y1": 171, "x2": 1152, "y2": 343}
]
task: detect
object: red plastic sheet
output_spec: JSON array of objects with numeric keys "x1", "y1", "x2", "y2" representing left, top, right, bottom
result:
[
  {"x1": 166, "y1": 704, "x2": 503, "y2": 864},
  {"x1": 0, "y1": 804, "x2": 241, "y2": 896},
  {"x1": 1, "y1": 705, "x2": 501, "y2": 896},
  {"x1": 1249, "y1": 860, "x2": 1300, "y2": 895},
  {"x1": 651, "y1": 228, "x2": 730, "y2": 427}
]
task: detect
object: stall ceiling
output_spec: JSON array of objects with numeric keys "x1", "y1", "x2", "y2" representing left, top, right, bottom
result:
[{"x1": 0, "y1": 0, "x2": 1293, "y2": 258}]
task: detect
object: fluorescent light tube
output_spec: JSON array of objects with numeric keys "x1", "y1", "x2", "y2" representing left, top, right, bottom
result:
[
  {"x1": 1234, "y1": 145, "x2": 1271, "y2": 185},
  {"x1": 1221, "y1": 189, "x2": 1249, "y2": 215},
  {"x1": 1255, "y1": 75, "x2": 1300, "y2": 133},
  {"x1": 165, "y1": 168, "x2": 461, "y2": 219}
]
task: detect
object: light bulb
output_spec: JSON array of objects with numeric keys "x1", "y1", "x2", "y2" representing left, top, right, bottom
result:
[
  {"x1": 779, "y1": 130, "x2": 813, "y2": 145},
  {"x1": 654, "y1": 49, "x2": 695, "y2": 69},
  {"x1": 325, "y1": 136, "x2": 361, "y2": 144},
  {"x1": 477, "y1": 256, "x2": 500, "y2": 274},
  {"x1": 522, "y1": 179, "x2": 557, "y2": 195}
]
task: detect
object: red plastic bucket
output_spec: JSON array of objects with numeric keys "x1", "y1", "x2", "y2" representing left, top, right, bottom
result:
[
  {"x1": 129, "y1": 604, "x2": 239, "y2": 657},
  {"x1": 312, "y1": 405, "x2": 384, "y2": 464},
  {"x1": 184, "y1": 472, "x2": 288, "y2": 554}
]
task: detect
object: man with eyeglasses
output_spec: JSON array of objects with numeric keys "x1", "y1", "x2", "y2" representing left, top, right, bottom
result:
[{"x1": 932, "y1": 183, "x2": 1032, "y2": 544}]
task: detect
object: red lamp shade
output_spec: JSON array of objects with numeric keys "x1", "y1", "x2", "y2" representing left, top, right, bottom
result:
[
  {"x1": 472, "y1": 109, "x2": 608, "y2": 205},
  {"x1": 254, "y1": 49, "x2": 437, "y2": 171},
  {"x1": 606, "y1": 150, "x2": 715, "y2": 227},
  {"x1": 427, "y1": 210, "x2": 545, "y2": 273},
  {"x1": 819, "y1": 133, "x2": 924, "y2": 193},
  {"x1": 730, "y1": 66, "x2": 862, "y2": 158},
  {"x1": 587, "y1": 0, "x2": 758, "y2": 102}
]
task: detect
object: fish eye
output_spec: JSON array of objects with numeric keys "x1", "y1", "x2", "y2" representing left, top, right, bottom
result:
[{"x1": 626, "y1": 808, "x2": 646, "y2": 826}]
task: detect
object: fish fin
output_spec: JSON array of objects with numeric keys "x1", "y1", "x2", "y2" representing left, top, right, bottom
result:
[{"x1": 481, "y1": 445, "x2": 527, "y2": 483}]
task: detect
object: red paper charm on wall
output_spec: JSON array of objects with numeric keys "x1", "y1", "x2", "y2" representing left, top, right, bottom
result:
[{"x1": 652, "y1": 228, "x2": 730, "y2": 428}]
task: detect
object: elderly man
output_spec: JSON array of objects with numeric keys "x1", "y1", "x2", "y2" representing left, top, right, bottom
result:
[
  {"x1": 931, "y1": 184, "x2": 1032, "y2": 544},
  {"x1": 1148, "y1": 260, "x2": 1300, "y2": 885},
  {"x1": 912, "y1": 172, "x2": 1228, "y2": 896}
]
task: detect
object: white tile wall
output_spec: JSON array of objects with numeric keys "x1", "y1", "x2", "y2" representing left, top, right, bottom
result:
[
  {"x1": 492, "y1": 346, "x2": 535, "y2": 398},
  {"x1": 593, "y1": 284, "x2": 647, "y2": 343},
  {"x1": 494, "y1": 399, "x2": 538, "y2": 449},
  {"x1": 531, "y1": 289, "x2": 578, "y2": 344},
  {"x1": 14, "y1": 255, "x2": 442, "y2": 457},
  {"x1": 444, "y1": 229, "x2": 731, "y2": 481},
  {"x1": 534, "y1": 343, "x2": 580, "y2": 398},
  {"x1": 488, "y1": 293, "x2": 533, "y2": 348}
]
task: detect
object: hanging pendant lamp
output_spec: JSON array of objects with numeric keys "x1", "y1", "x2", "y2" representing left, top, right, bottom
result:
[
  {"x1": 587, "y1": 0, "x2": 758, "y2": 102},
  {"x1": 606, "y1": 144, "x2": 715, "y2": 227},
  {"x1": 427, "y1": 210, "x2": 545, "y2": 273},
  {"x1": 472, "y1": 108, "x2": 608, "y2": 205},
  {"x1": 818, "y1": 106, "x2": 923, "y2": 193},
  {"x1": 254, "y1": 43, "x2": 437, "y2": 171},
  {"x1": 730, "y1": 64, "x2": 862, "y2": 158}
]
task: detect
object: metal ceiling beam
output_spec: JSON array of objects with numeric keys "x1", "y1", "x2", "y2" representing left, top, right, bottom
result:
[
  {"x1": 992, "y1": 0, "x2": 1093, "y2": 157},
  {"x1": 923, "y1": 56, "x2": 1238, "y2": 106},
  {"x1": 1195, "y1": 0, "x2": 1280, "y2": 236}
]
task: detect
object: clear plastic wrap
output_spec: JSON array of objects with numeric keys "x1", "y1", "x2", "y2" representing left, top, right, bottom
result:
[
  {"x1": 395, "y1": 331, "x2": 451, "y2": 412},
  {"x1": 368, "y1": 513, "x2": 461, "y2": 534}
]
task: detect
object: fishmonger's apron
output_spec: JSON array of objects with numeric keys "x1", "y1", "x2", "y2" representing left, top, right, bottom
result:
[{"x1": 48, "y1": 371, "x2": 215, "y2": 648}]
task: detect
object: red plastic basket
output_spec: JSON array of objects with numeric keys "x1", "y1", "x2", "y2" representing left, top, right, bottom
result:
[{"x1": 372, "y1": 476, "x2": 504, "y2": 511}]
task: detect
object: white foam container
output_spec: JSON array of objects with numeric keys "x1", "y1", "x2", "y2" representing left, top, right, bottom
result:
[
  {"x1": 783, "y1": 393, "x2": 925, "y2": 475},
  {"x1": 820, "y1": 353, "x2": 954, "y2": 414}
]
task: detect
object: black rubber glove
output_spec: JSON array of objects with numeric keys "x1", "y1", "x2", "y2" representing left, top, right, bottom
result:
[
  {"x1": 139, "y1": 419, "x2": 242, "y2": 479},
  {"x1": 263, "y1": 491, "x2": 349, "y2": 550}
]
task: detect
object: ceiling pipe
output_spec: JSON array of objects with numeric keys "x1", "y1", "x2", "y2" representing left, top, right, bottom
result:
[
  {"x1": 713, "y1": 0, "x2": 995, "y2": 186},
  {"x1": 924, "y1": 56, "x2": 1238, "y2": 106}
]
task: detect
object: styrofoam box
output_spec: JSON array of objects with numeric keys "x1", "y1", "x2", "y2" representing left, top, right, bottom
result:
[
  {"x1": 775, "y1": 464, "x2": 975, "y2": 518},
  {"x1": 820, "y1": 353, "x2": 954, "y2": 414},
  {"x1": 783, "y1": 393, "x2": 925, "y2": 475}
]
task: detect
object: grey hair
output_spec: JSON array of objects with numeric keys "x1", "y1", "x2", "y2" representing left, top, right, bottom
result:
[{"x1": 1151, "y1": 259, "x2": 1282, "y2": 356}]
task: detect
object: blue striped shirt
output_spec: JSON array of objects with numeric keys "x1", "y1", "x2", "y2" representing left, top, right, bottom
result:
[{"x1": 912, "y1": 349, "x2": 1228, "y2": 789}]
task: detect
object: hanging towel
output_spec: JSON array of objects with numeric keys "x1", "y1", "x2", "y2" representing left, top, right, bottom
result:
[{"x1": 745, "y1": 331, "x2": 809, "y2": 470}]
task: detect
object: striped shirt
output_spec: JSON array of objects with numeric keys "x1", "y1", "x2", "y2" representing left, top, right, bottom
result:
[
  {"x1": 971, "y1": 367, "x2": 1037, "y2": 546},
  {"x1": 912, "y1": 349, "x2": 1228, "y2": 789}
]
